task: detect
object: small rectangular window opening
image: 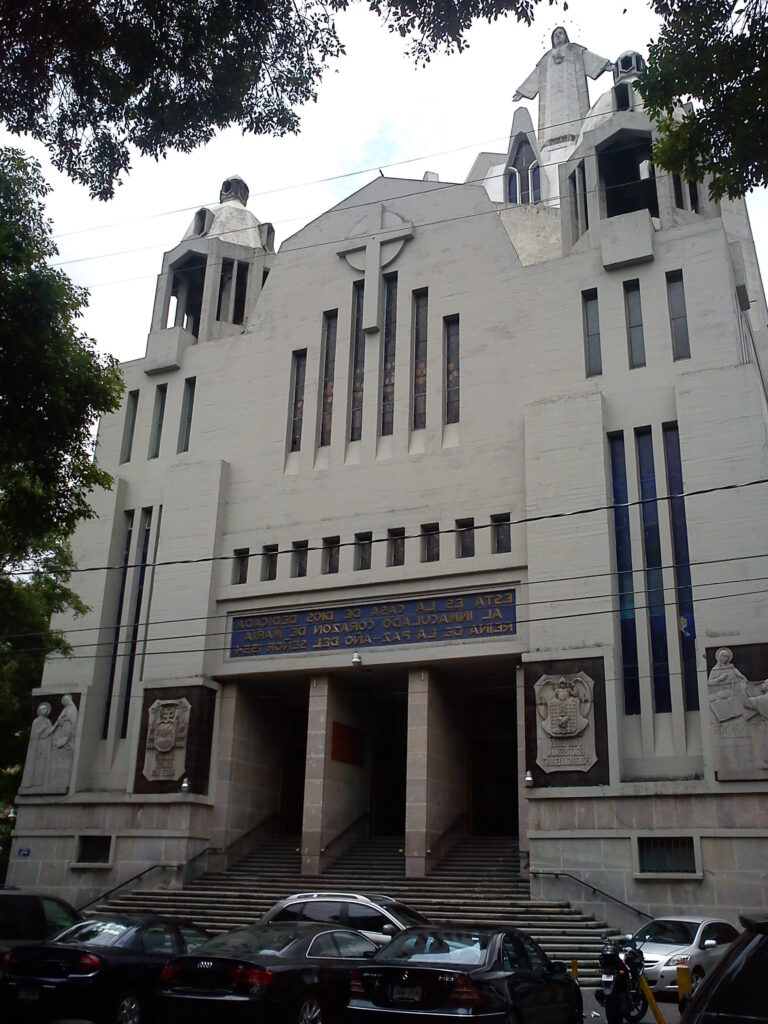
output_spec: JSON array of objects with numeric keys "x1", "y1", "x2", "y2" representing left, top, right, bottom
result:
[
  {"x1": 421, "y1": 523, "x2": 439, "y2": 563},
  {"x1": 76, "y1": 835, "x2": 112, "y2": 864},
  {"x1": 387, "y1": 528, "x2": 405, "y2": 567},
  {"x1": 582, "y1": 290, "x2": 602, "y2": 377},
  {"x1": 120, "y1": 390, "x2": 139, "y2": 464},
  {"x1": 322, "y1": 536, "x2": 340, "y2": 575},
  {"x1": 444, "y1": 316, "x2": 460, "y2": 425},
  {"x1": 667, "y1": 271, "x2": 690, "y2": 360},
  {"x1": 355, "y1": 532, "x2": 372, "y2": 571},
  {"x1": 148, "y1": 384, "x2": 167, "y2": 459},
  {"x1": 638, "y1": 836, "x2": 696, "y2": 874},
  {"x1": 491, "y1": 513, "x2": 512, "y2": 554},
  {"x1": 289, "y1": 350, "x2": 307, "y2": 453},
  {"x1": 177, "y1": 377, "x2": 196, "y2": 453},
  {"x1": 261, "y1": 544, "x2": 278, "y2": 582},
  {"x1": 232, "y1": 548, "x2": 249, "y2": 585},
  {"x1": 292, "y1": 541, "x2": 308, "y2": 578},
  {"x1": 456, "y1": 518, "x2": 475, "y2": 558},
  {"x1": 623, "y1": 280, "x2": 646, "y2": 368}
]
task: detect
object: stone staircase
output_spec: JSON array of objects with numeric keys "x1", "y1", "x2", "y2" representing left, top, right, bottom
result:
[{"x1": 103, "y1": 835, "x2": 610, "y2": 984}]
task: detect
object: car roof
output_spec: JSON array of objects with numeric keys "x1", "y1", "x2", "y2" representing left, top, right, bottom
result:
[
  {"x1": 83, "y1": 912, "x2": 200, "y2": 926},
  {"x1": 645, "y1": 916, "x2": 735, "y2": 925},
  {"x1": 739, "y1": 915, "x2": 768, "y2": 933},
  {"x1": 284, "y1": 892, "x2": 397, "y2": 904}
]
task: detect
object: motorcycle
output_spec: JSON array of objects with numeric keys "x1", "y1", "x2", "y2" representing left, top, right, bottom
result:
[{"x1": 594, "y1": 937, "x2": 648, "y2": 1024}]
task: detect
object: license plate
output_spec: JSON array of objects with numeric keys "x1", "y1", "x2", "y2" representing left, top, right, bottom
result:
[
  {"x1": 393, "y1": 985, "x2": 421, "y2": 1002},
  {"x1": 19, "y1": 987, "x2": 41, "y2": 1002},
  {"x1": 602, "y1": 974, "x2": 615, "y2": 983}
]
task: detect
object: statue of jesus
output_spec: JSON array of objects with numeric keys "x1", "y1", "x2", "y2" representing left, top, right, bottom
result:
[{"x1": 514, "y1": 27, "x2": 612, "y2": 150}]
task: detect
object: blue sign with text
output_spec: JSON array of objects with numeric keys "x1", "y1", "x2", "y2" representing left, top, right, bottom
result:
[{"x1": 230, "y1": 588, "x2": 516, "y2": 658}]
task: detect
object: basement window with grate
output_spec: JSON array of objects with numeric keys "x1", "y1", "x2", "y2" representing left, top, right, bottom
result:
[{"x1": 636, "y1": 836, "x2": 698, "y2": 876}]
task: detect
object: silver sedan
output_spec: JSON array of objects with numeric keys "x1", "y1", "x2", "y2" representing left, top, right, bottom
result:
[{"x1": 632, "y1": 916, "x2": 739, "y2": 995}]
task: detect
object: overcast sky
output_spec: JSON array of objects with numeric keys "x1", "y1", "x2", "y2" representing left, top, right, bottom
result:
[{"x1": 6, "y1": 0, "x2": 767, "y2": 364}]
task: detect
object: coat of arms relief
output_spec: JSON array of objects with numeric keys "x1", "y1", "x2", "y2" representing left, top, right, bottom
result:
[
  {"x1": 142, "y1": 697, "x2": 191, "y2": 782},
  {"x1": 534, "y1": 672, "x2": 597, "y2": 773}
]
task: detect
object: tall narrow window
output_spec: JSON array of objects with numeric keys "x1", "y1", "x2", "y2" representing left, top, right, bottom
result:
[
  {"x1": 672, "y1": 174, "x2": 685, "y2": 209},
  {"x1": 216, "y1": 258, "x2": 234, "y2": 321},
  {"x1": 120, "y1": 391, "x2": 139, "y2": 464},
  {"x1": 320, "y1": 311, "x2": 337, "y2": 447},
  {"x1": 531, "y1": 163, "x2": 541, "y2": 204},
  {"x1": 102, "y1": 510, "x2": 134, "y2": 738},
  {"x1": 322, "y1": 536, "x2": 340, "y2": 575},
  {"x1": 421, "y1": 523, "x2": 439, "y2": 563},
  {"x1": 663, "y1": 424, "x2": 699, "y2": 711},
  {"x1": 177, "y1": 377, "x2": 196, "y2": 453},
  {"x1": 456, "y1": 518, "x2": 475, "y2": 558},
  {"x1": 262, "y1": 544, "x2": 278, "y2": 581},
  {"x1": 387, "y1": 528, "x2": 405, "y2": 567},
  {"x1": 232, "y1": 548, "x2": 249, "y2": 585},
  {"x1": 121, "y1": 508, "x2": 153, "y2": 738},
  {"x1": 217, "y1": 259, "x2": 249, "y2": 324},
  {"x1": 491, "y1": 513, "x2": 512, "y2": 554},
  {"x1": 148, "y1": 384, "x2": 167, "y2": 459},
  {"x1": 636, "y1": 428, "x2": 672, "y2": 714},
  {"x1": 289, "y1": 350, "x2": 307, "y2": 452},
  {"x1": 350, "y1": 281, "x2": 365, "y2": 442},
  {"x1": 380, "y1": 275, "x2": 398, "y2": 436},
  {"x1": 623, "y1": 280, "x2": 646, "y2": 368},
  {"x1": 292, "y1": 540, "x2": 308, "y2": 578},
  {"x1": 233, "y1": 261, "x2": 249, "y2": 325},
  {"x1": 444, "y1": 316, "x2": 460, "y2": 425},
  {"x1": 609, "y1": 434, "x2": 641, "y2": 715},
  {"x1": 582, "y1": 290, "x2": 602, "y2": 377},
  {"x1": 667, "y1": 271, "x2": 690, "y2": 360},
  {"x1": 412, "y1": 290, "x2": 428, "y2": 430},
  {"x1": 688, "y1": 181, "x2": 700, "y2": 215},
  {"x1": 355, "y1": 532, "x2": 372, "y2": 571}
]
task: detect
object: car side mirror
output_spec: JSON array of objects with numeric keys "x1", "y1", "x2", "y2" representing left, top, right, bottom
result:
[
  {"x1": 551, "y1": 960, "x2": 568, "y2": 975},
  {"x1": 703, "y1": 939, "x2": 717, "y2": 949},
  {"x1": 382, "y1": 923, "x2": 398, "y2": 937},
  {"x1": 362, "y1": 947, "x2": 377, "y2": 958}
]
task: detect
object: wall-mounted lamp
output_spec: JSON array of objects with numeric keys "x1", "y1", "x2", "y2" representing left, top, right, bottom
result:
[
  {"x1": 351, "y1": 652, "x2": 362, "y2": 667},
  {"x1": 524, "y1": 769, "x2": 534, "y2": 788},
  {"x1": 180, "y1": 777, "x2": 190, "y2": 793},
  {"x1": 9, "y1": 806, "x2": 17, "y2": 823}
]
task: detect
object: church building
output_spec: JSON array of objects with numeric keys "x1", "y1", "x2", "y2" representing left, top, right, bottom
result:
[{"x1": 9, "y1": 30, "x2": 768, "y2": 924}]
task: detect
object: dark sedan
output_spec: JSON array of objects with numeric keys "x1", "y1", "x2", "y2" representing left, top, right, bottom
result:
[
  {"x1": 1, "y1": 912, "x2": 210, "y2": 1024},
  {"x1": 159, "y1": 921, "x2": 379, "y2": 1023},
  {"x1": 347, "y1": 925, "x2": 583, "y2": 1023}
]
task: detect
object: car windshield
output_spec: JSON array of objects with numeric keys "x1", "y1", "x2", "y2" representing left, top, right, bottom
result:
[
  {"x1": 634, "y1": 920, "x2": 698, "y2": 945},
  {"x1": 198, "y1": 926, "x2": 301, "y2": 956},
  {"x1": 386, "y1": 904, "x2": 430, "y2": 928},
  {"x1": 55, "y1": 919, "x2": 132, "y2": 947},
  {"x1": 378, "y1": 930, "x2": 491, "y2": 966}
]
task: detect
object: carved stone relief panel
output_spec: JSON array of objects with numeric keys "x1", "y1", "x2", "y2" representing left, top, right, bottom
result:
[
  {"x1": 524, "y1": 657, "x2": 609, "y2": 787},
  {"x1": 20, "y1": 693, "x2": 80, "y2": 794},
  {"x1": 706, "y1": 644, "x2": 768, "y2": 781},
  {"x1": 142, "y1": 698, "x2": 191, "y2": 782}
]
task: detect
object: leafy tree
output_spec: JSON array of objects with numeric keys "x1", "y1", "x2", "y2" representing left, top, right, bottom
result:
[
  {"x1": 638, "y1": 0, "x2": 768, "y2": 199},
  {"x1": 0, "y1": 0, "x2": 551, "y2": 200},
  {"x1": 0, "y1": 146, "x2": 124, "y2": 566}
]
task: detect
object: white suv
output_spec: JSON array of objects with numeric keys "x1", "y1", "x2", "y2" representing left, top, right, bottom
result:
[{"x1": 261, "y1": 891, "x2": 429, "y2": 946}]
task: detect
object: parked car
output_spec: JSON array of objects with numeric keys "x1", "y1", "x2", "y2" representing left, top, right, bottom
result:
[
  {"x1": 631, "y1": 916, "x2": 739, "y2": 995},
  {"x1": 0, "y1": 890, "x2": 81, "y2": 958},
  {"x1": 261, "y1": 891, "x2": 429, "y2": 946},
  {"x1": 681, "y1": 914, "x2": 768, "y2": 1024},
  {"x1": 2, "y1": 911, "x2": 210, "y2": 1024},
  {"x1": 159, "y1": 920, "x2": 379, "y2": 1023},
  {"x1": 346, "y1": 924, "x2": 583, "y2": 1022}
]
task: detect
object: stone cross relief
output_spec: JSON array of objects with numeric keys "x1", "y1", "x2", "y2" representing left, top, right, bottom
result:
[
  {"x1": 337, "y1": 204, "x2": 414, "y2": 333},
  {"x1": 707, "y1": 647, "x2": 768, "y2": 778}
]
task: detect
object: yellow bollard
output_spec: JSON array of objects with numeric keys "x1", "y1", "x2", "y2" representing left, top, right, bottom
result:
[
  {"x1": 677, "y1": 965, "x2": 692, "y2": 1003},
  {"x1": 571, "y1": 959, "x2": 579, "y2": 980},
  {"x1": 639, "y1": 974, "x2": 667, "y2": 1024}
]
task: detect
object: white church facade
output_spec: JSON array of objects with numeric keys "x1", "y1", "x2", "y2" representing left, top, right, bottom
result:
[{"x1": 9, "y1": 31, "x2": 768, "y2": 926}]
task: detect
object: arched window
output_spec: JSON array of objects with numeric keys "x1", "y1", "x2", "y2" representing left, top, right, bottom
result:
[
  {"x1": 508, "y1": 170, "x2": 519, "y2": 204},
  {"x1": 530, "y1": 163, "x2": 541, "y2": 205}
]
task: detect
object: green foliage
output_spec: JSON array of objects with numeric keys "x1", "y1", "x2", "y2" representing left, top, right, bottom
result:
[
  {"x1": 0, "y1": 0, "x2": 563, "y2": 199},
  {"x1": 0, "y1": 147, "x2": 124, "y2": 566},
  {"x1": 638, "y1": 0, "x2": 768, "y2": 199}
]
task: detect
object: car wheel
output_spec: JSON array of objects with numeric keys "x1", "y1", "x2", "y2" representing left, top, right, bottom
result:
[
  {"x1": 113, "y1": 989, "x2": 144, "y2": 1024},
  {"x1": 297, "y1": 994, "x2": 324, "y2": 1024},
  {"x1": 691, "y1": 967, "x2": 705, "y2": 992}
]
